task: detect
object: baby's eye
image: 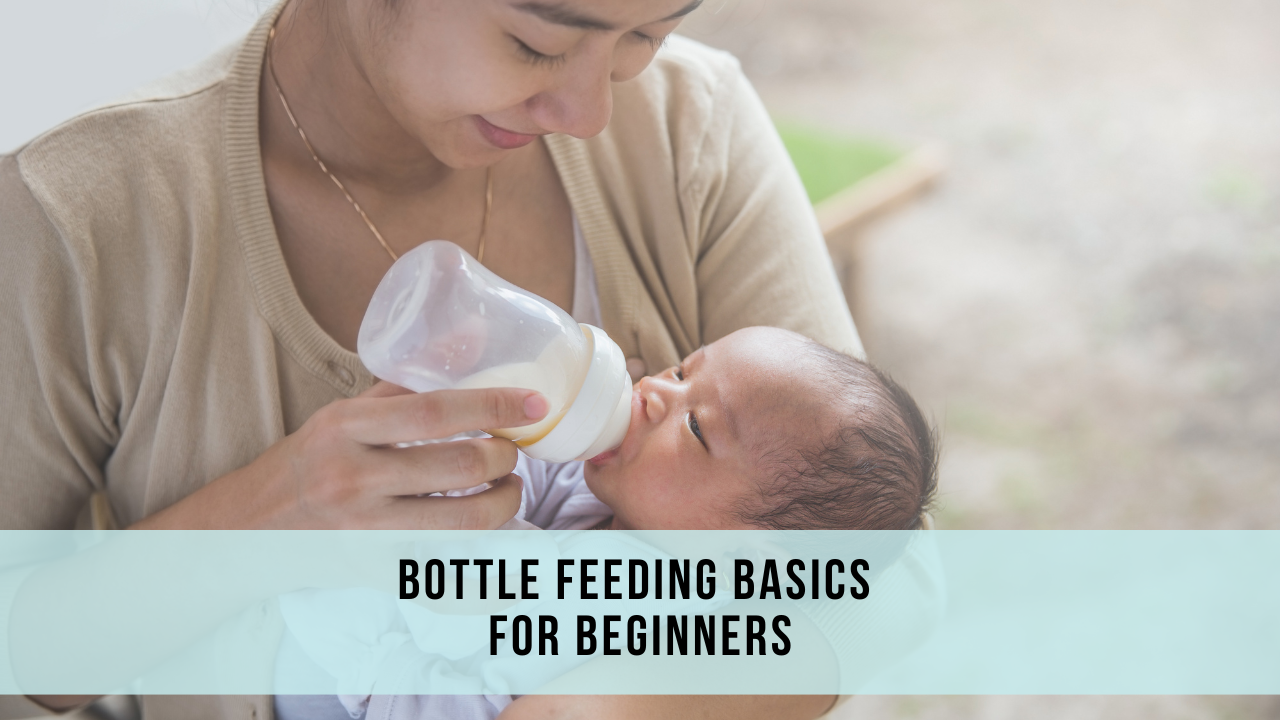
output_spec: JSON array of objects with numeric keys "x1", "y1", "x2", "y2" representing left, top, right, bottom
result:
[
  {"x1": 687, "y1": 412, "x2": 706, "y2": 448},
  {"x1": 674, "y1": 366, "x2": 685, "y2": 381}
]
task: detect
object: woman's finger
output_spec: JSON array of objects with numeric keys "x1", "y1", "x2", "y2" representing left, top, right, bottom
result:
[
  {"x1": 367, "y1": 437, "x2": 520, "y2": 497},
  {"x1": 342, "y1": 387, "x2": 549, "y2": 446},
  {"x1": 387, "y1": 473, "x2": 524, "y2": 530},
  {"x1": 358, "y1": 380, "x2": 414, "y2": 399}
]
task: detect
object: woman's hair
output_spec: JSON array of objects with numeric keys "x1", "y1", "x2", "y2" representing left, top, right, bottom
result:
[{"x1": 742, "y1": 342, "x2": 939, "y2": 531}]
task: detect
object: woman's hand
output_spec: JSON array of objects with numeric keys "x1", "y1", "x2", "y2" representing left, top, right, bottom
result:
[{"x1": 133, "y1": 382, "x2": 548, "y2": 530}]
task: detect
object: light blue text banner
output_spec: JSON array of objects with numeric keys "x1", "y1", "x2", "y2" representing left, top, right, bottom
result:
[{"x1": 1, "y1": 530, "x2": 1276, "y2": 695}]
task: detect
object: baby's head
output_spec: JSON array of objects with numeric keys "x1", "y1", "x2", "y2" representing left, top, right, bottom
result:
[{"x1": 584, "y1": 327, "x2": 938, "y2": 531}]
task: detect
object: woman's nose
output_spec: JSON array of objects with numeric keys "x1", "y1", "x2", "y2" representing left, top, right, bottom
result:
[{"x1": 528, "y1": 59, "x2": 614, "y2": 139}]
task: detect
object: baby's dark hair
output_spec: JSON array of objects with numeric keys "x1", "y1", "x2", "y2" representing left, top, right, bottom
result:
[{"x1": 742, "y1": 342, "x2": 939, "y2": 531}]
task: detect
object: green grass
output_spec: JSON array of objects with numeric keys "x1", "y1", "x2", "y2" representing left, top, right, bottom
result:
[{"x1": 775, "y1": 120, "x2": 903, "y2": 205}]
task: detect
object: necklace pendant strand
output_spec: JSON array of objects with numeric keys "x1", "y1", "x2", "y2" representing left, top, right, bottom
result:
[{"x1": 267, "y1": 26, "x2": 493, "y2": 266}]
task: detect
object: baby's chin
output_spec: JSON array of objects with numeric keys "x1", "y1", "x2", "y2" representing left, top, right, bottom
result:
[
  {"x1": 581, "y1": 460, "x2": 605, "y2": 490},
  {"x1": 580, "y1": 462, "x2": 616, "y2": 510}
]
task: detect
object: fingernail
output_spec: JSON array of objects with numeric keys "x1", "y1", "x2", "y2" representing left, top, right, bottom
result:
[{"x1": 524, "y1": 393, "x2": 549, "y2": 420}]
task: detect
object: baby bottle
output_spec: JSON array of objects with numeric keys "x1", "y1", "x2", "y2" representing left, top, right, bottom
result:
[{"x1": 357, "y1": 240, "x2": 631, "y2": 463}]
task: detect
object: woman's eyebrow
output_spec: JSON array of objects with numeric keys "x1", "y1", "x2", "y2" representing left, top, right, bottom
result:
[
  {"x1": 663, "y1": 0, "x2": 705, "y2": 22},
  {"x1": 513, "y1": 2, "x2": 617, "y2": 31},
  {"x1": 513, "y1": 0, "x2": 703, "y2": 31}
]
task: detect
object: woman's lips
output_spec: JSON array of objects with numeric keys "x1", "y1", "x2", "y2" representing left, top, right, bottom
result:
[{"x1": 474, "y1": 116, "x2": 539, "y2": 150}]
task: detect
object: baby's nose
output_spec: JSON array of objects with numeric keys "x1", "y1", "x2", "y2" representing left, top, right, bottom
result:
[{"x1": 638, "y1": 376, "x2": 670, "y2": 422}]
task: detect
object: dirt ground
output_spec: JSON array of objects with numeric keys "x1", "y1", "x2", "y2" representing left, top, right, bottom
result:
[{"x1": 681, "y1": 0, "x2": 1279, "y2": 717}]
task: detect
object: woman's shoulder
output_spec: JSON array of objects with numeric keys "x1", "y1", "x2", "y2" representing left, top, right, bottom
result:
[
  {"x1": 606, "y1": 35, "x2": 749, "y2": 148},
  {"x1": 10, "y1": 43, "x2": 239, "y2": 233},
  {"x1": 572, "y1": 36, "x2": 795, "y2": 232},
  {"x1": 17, "y1": 42, "x2": 236, "y2": 156},
  {"x1": 570, "y1": 35, "x2": 767, "y2": 224},
  {"x1": 648, "y1": 34, "x2": 745, "y2": 93}
]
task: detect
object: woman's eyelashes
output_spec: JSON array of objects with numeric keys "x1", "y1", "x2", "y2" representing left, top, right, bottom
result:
[
  {"x1": 511, "y1": 30, "x2": 664, "y2": 69},
  {"x1": 634, "y1": 31, "x2": 669, "y2": 51},
  {"x1": 511, "y1": 36, "x2": 567, "y2": 69}
]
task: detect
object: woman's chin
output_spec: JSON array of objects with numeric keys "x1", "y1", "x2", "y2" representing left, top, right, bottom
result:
[{"x1": 414, "y1": 122, "x2": 509, "y2": 170}]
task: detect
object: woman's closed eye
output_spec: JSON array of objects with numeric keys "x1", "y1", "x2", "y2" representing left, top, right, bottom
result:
[
  {"x1": 510, "y1": 36, "x2": 567, "y2": 69},
  {"x1": 633, "y1": 31, "x2": 669, "y2": 51}
]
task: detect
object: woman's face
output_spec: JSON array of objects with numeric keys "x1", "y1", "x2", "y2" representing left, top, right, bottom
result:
[{"x1": 346, "y1": 0, "x2": 702, "y2": 168}]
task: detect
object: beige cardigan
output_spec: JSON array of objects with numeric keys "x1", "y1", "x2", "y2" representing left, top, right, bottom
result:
[{"x1": 0, "y1": 6, "x2": 926, "y2": 719}]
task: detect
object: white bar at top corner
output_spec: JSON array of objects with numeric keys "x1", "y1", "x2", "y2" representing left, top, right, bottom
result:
[{"x1": 0, "y1": 0, "x2": 264, "y2": 153}]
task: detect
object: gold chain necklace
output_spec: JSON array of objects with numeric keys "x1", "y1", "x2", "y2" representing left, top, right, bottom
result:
[{"x1": 266, "y1": 27, "x2": 493, "y2": 264}]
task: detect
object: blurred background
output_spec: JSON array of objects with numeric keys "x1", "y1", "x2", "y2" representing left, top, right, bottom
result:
[
  {"x1": 678, "y1": 0, "x2": 1280, "y2": 534},
  {"x1": 3, "y1": 0, "x2": 1278, "y2": 717},
  {"x1": 679, "y1": 0, "x2": 1280, "y2": 717}
]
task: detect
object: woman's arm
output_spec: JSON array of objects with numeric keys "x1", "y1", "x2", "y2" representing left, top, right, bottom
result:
[{"x1": 685, "y1": 46, "x2": 863, "y2": 358}]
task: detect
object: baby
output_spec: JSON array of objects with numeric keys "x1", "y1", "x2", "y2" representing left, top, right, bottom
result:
[
  {"x1": 579, "y1": 326, "x2": 937, "y2": 532},
  {"x1": 498, "y1": 325, "x2": 937, "y2": 535},
  {"x1": 276, "y1": 326, "x2": 938, "y2": 720}
]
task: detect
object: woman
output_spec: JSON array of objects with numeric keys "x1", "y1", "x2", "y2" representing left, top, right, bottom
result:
[{"x1": 0, "y1": 0, "x2": 890, "y2": 718}]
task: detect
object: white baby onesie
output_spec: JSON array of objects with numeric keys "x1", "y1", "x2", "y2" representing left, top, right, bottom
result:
[{"x1": 495, "y1": 454, "x2": 612, "y2": 532}]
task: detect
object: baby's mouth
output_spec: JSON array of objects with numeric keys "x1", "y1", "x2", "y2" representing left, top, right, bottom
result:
[{"x1": 587, "y1": 448, "x2": 618, "y2": 465}]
